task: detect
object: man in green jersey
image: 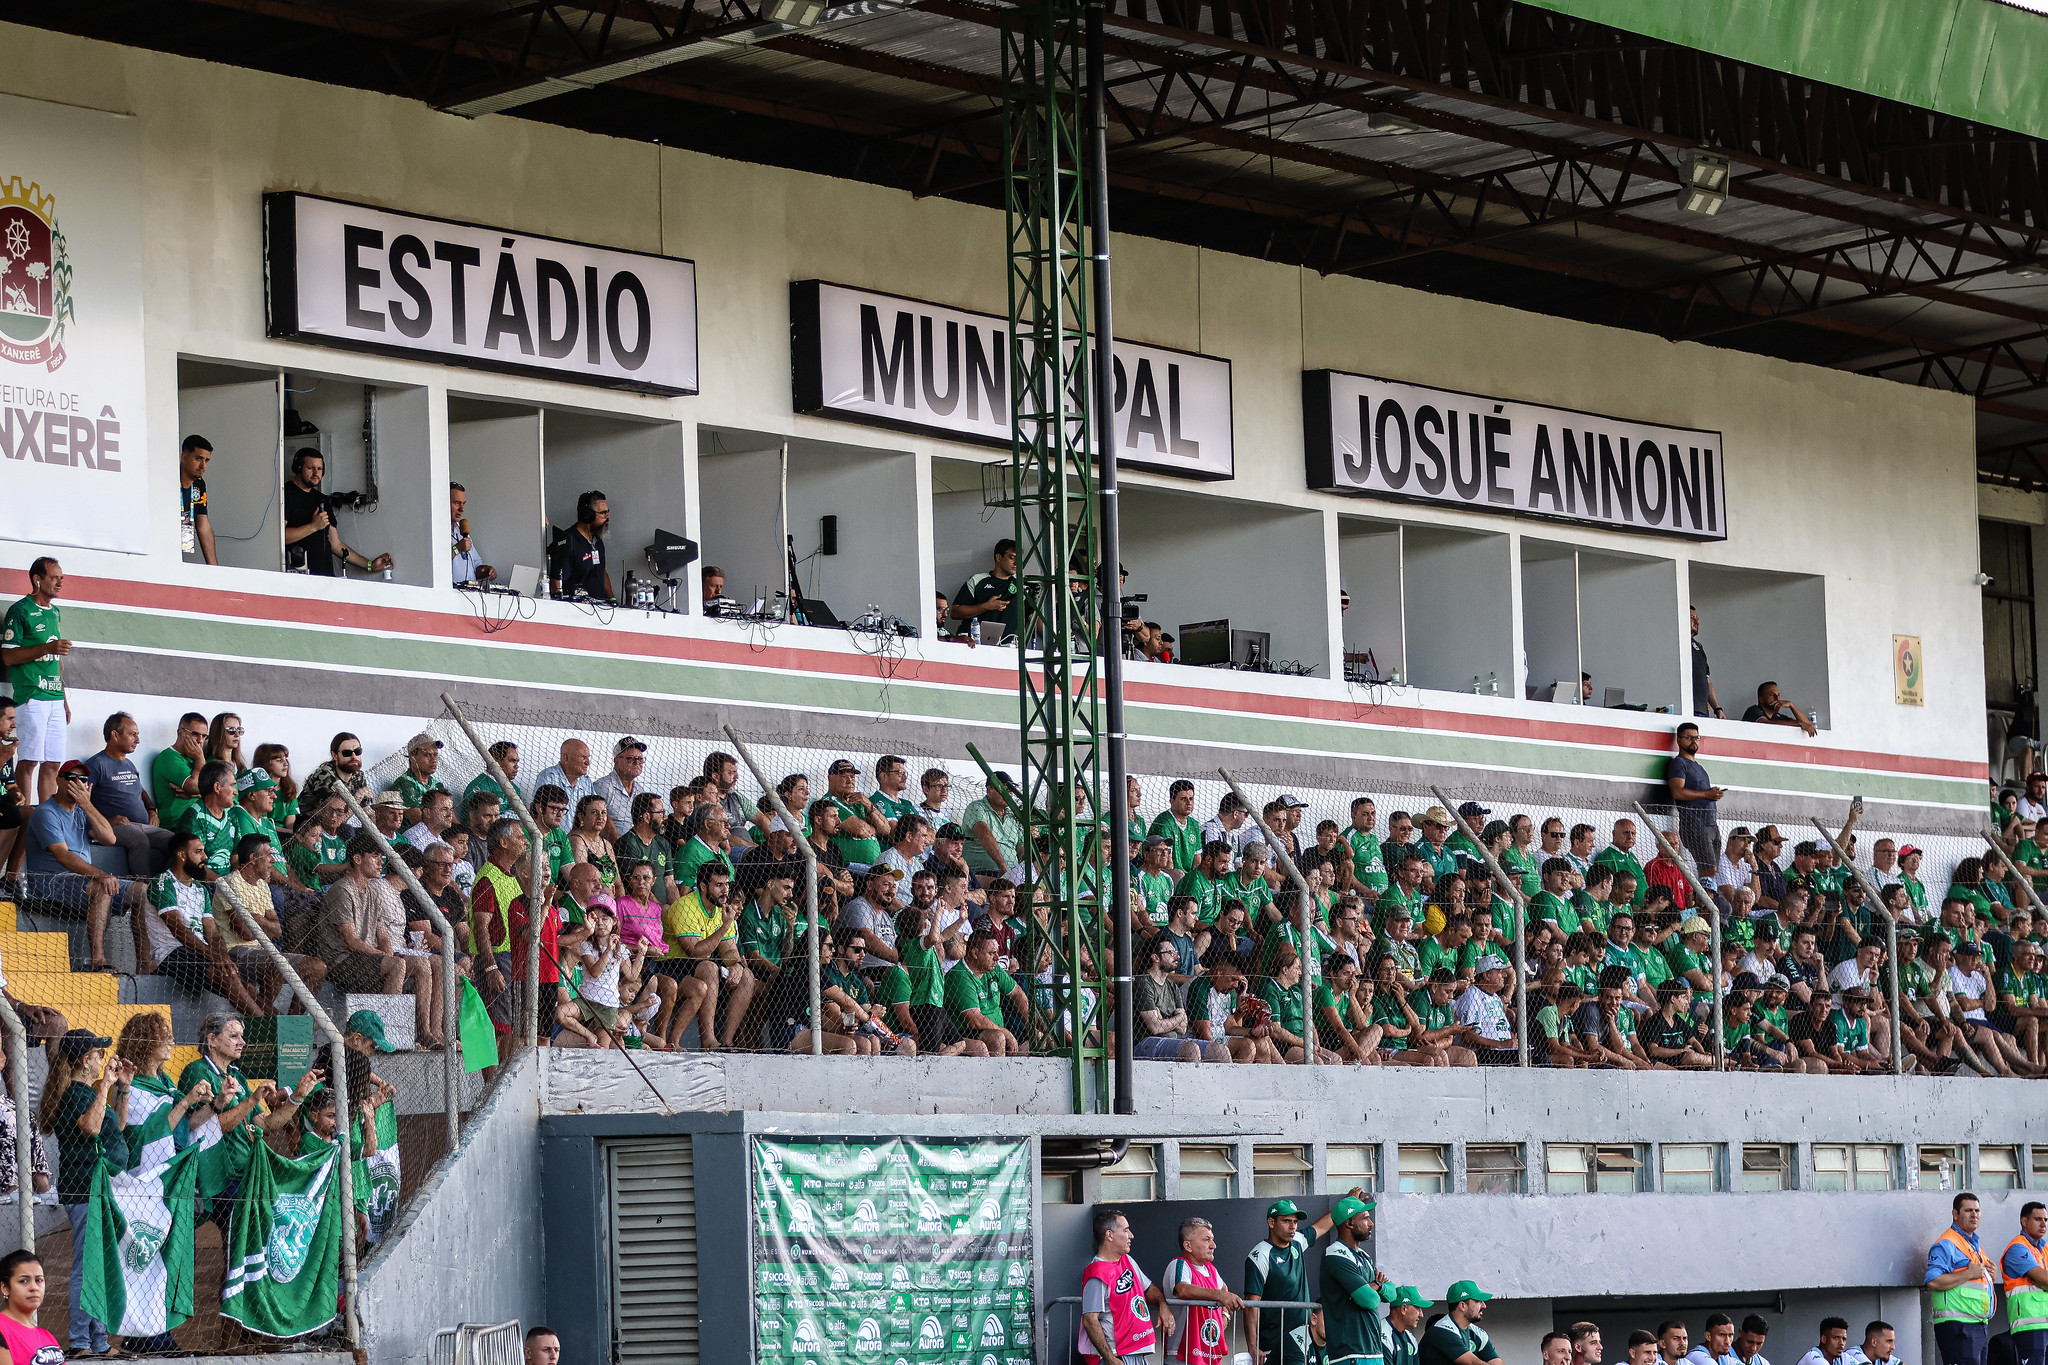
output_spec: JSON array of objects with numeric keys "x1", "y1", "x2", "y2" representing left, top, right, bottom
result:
[
  {"x1": 1150, "y1": 779, "x2": 1203, "y2": 872},
  {"x1": 1135, "y1": 835, "x2": 1179, "y2": 926},
  {"x1": 950, "y1": 538, "x2": 1019, "y2": 639},
  {"x1": 179, "y1": 760, "x2": 240, "y2": 879},
  {"x1": 2, "y1": 556, "x2": 71, "y2": 808},
  {"x1": 1246, "y1": 1193, "x2": 1369, "y2": 1365},
  {"x1": 1419, "y1": 1282, "x2": 1499, "y2": 1365},
  {"x1": 1344, "y1": 797, "x2": 1387, "y2": 899},
  {"x1": 1176, "y1": 840, "x2": 1233, "y2": 925},
  {"x1": 1530, "y1": 859, "x2": 1581, "y2": 935},
  {"x1": 1385, "y1": 1287, "x2": 1432, "y2": 1365},
  {"x1": 1318, "y1": 1196, "x2": 1390, "y2": 1365},
  {"x1": 1594, "y1": 819, "x2": 1648, "y2": 908}
]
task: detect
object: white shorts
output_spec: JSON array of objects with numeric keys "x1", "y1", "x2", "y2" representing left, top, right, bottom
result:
[{"x1": 13, "y1": 697, "x2": 65, "y2": 765}]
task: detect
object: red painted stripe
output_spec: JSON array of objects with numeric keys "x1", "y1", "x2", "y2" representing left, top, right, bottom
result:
[{"x1": 8, "y1": 568, "x2": 1987, "y2": 783}]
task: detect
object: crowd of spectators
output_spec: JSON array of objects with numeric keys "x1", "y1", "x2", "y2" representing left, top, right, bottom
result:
[{"x1": 0, "y1": 554, "x2": 2030, "y2": 1072}]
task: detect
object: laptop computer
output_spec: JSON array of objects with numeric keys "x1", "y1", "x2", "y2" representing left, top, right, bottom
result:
[{"x1": 508, "y1": 564, "x2": 542, "y2": 597}]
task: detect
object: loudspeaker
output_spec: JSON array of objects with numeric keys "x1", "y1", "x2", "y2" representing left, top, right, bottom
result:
[{"x1": 820, "y1": 514, "x2": 838, "y2": 556}]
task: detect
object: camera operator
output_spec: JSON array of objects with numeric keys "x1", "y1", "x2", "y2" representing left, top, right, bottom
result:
[
  {"x1": 284, "y1": 449, "x2": 392, "y2": 577},
  {"x1": 553, "y1": 490, "x2": 613, "y2": 601}
]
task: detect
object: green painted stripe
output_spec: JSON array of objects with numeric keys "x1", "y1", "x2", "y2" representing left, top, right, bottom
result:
[
  {"x1": 1515, "y1": 0, "x2": 2048, "y2": 141},
  {"x1": 65, "y1": 602, "x2": 1979, "y2": 805}
]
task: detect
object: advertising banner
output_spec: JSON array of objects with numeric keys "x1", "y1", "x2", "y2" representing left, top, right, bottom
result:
[
  {"x1": 0, "y1": 95, "x2": 148, "y2": 555},
  {"x1": 265, "y1": 192, "x2": 699, "y2": 395},
  {"x1": 1304, "y1": 369, "x2": 1727, "y2": 541},
  {"x1": 792, "y1": 280, "x2": 1234, "y2": 480},
  {"x1": 753, "y1": 1136, "x2": 1035, "y2": 1365}
]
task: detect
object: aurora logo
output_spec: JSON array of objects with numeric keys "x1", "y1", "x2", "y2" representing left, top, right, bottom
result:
[
  {"x1": 788, "y1": 1199, "x2": 817, "y2": 1236},
  {"x1": 851, "y1": 1199, "x2": 882, "y2": 1234},
  {"x1": 793, "y1": 1321, "x2": 821, "y2": 1348},
  {"x1": 1005, "y1": 1262, "x2": 1029, "y2": 1286},
  {"x1": 980, "y1": 1314, "x2": 1007, "y2": 1347},
  {"x1": 975, "y1": 1197, "x2": 1003, "y2": 1230},
  {"x1": 829, "y1": 1265, "x2": 851, "y2": 1292},
  {"x1": 890, "y1": 1264, "x2": 912, "y2": 1290},
  {"x1": 854, "y1": 1318, "x2": 884, "y2": 1353},
  {"x1": 917, "y1": 1317, "x2": 946, "y2": 1351},
  {"x1": 916, "y1": 1195, "x2": 945, "y2": 1230}
]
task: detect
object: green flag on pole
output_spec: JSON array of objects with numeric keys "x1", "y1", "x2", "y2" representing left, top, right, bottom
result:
[
  {"x1": 220, "y1": 1139, "x2": 345, "y2": 1340},
  {"x1": 459, "y1": 976, "x2": 499, "y2": 1073},
  {"x1": 77, "y1": 1083, "x2": 220, "y2": 1339}
]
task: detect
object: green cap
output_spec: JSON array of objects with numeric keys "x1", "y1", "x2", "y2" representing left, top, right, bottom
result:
[
  {"x1": 1330, "y1": 1195, "x2": 1375, "y2": 1226},
  {"x1": 345, "y1": 1009, "x2": 397, "y2": 1053},
  {"x1": 1445, "y1": 1280, "x2": 1492, "y2": 1306},
  {"x1": 236, "y1": 768, "x2": 279, "y2": 795},
  {"x1": 1266, "y1": 1199, "x2": 1305, "y2": 1218},
  {"x1": 1386, "y1": 1286, "x2": 1433, "y2": 1310}
]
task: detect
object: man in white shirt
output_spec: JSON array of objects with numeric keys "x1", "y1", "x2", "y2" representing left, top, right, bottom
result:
[
  {"x1": 1714, "y1": 828, "x2": 1757, "y2": 896},
  {"x1": 450, "y1": 483, "x2": 495, "y2": 586},
  {"x1": 594, "y1": 736, "x2": 648, "y2": 839},
  {"x1": 1841, "y1": 1322, "x2": 1901, "y2": 1365},
  {"x1": 1830, "y1": 939, "x2": 1884, "y2": 996},
  {"x1": 402, "y1": 789, "x2": 456, "y2": 852},
  {"x1": 1792, "y1": 1320, "x2": 1851, "y2": 1365},
  {"x1": 1454, "y1": 955, "x2": 1516, "y2": 1061},
  {"x1": 2023, "y1": 772, "x2": 2048, "y2": 824},
  {"x1": 1871, "y1": 839, "x2": 1904, "y2": 892},
  {"x1": 533, "y1": 739, "x2": 596, "y2": 832}
]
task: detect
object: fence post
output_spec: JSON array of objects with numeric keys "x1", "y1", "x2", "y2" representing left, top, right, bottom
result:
[
  {"x1": 1434, "y1": 786, "x2": 1529, "y2": 1068},
  {"x1": 1809, "y1": 815, "x2": 1906, "y2": 1075},
  {"x1": 1630, "y1": 803, "x2": 1725, "y2": 1071},
  {"x1": 442, "y1": 694, "x2": 547, "y2": 1052},
  {"x1": 1218, "y1": 770, "x2": 1315, "y2": 1066},
  {"x1": 0, "y1": 995, "x2": 30, "y2": 1247},
  {"x1": 723, "y1": 726, "x2": 823, "y2": 1055},
  {"x1": 335, "y1": 783, "x2": 463, "y2": 1150},
  {"x1": 207, "y1": 884, "x2": 357, "y2": 1350}
]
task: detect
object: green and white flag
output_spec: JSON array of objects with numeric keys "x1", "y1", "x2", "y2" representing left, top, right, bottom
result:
[
  {"x1": 220, "y1": 1139, "x2": 344, "y2": 1339},
  {"x1": 360, "y1": 1101, "x2": 400, "y2": 1244},
  {"x1": 77, "y1": 1080, "x2": 221, "y2": 1339}
]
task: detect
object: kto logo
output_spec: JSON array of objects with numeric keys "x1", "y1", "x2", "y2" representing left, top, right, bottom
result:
[{"x1": 0, "y1": 177, "x2": 70, "y2": 373}]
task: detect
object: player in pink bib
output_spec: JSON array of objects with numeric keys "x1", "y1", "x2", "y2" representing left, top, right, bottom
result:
[
  {"x1": 1166, "y1": 1216, "x2": 1248, "y2": 1365},
  {"x1": 1080, "y1": 1208, "x2": 1171, "y2": 1365}
]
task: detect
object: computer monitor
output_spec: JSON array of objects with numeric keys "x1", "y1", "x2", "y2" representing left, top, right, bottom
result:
[
  {"x1": 1230, "y1": 629, "x2": 1270, "y2": 670},
  {"x1": 1179, "y1": 619, "x2": 1231, "y2": 667}
]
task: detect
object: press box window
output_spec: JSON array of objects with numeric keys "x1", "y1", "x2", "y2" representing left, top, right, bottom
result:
[
  {"x1": 2035, "y1": 1146, "x2": 2048, "y2": 1187},
  {"x1": 1253, "y1": 1146, "x2": 1312, "y2": 1198},
  {"x1": 1042, "y1": 1171, "x2": 1078, "y2": 1205},
  {"x1": 1325, "y1": 1144, "x2": 1378, "y2": 1195},
  {"x1": 1100, "y1": 1145, "x2": 1159, "y2": 1202},
  {"x1": 1545, "y1": 1144, "x2": 1646, "y2": 1194},
  {"x1": 1979, "y1": 1146, "x2": 2022, "y2": 1190},
  {"x1": 1179, "y1": 1146, "x2": 1238, "y2": 1200},
  {"x1": 1661, "y1": 1144, "x2": 1722, "y2": 1194},
  {"x1": 1466, "y1": 1145, "x2": 1524, "y2": 1194},
  {"x1": 1741, "y1": 1144, "x2": 1794, "y2": 1192},
  {"x1": 1920, "y1": 1145, "x2": 1966, "y2": 1191},
  {"x1": 1813, "y1": 1144, "x2": 1895, "y2": 1192},
  {"x1": 1397, "y1": 1145, "x2": 1448, "y2": 1194}
]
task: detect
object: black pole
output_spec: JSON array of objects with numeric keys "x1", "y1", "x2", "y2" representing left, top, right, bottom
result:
[{"x1": 1085, "y1": 0, "x2": 1134, "y2": 1116}]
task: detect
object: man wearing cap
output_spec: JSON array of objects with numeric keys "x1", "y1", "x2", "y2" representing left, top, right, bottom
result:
[
  {"x1": 1455, "y1": 956, "x2": 1517, "y2": 1062},
  {"x1": 1319, "y1": 1195, "x2": 1391, "y2": 1365},
  {"x1": 1445, "y1": 801, "x2": 1490, "y2": 870},
  {"x1": 1665, "y1": 918, "x2": 1716, "y2": 994},
  {"x1": 1385, "y1": 1288, "x2": 1431, "y2": 1365},
  {"x1": 1414, "y1": 807, "x2": 1459, "y2": 882},
  {"x1": 594, "y1": 736, "x2": 648, "y2": 841},
  {"x1": 389, "y1": 733, "x2": 446, "y2": 827},
  {"x1": 1419, "y1": 1283, "x2": 1498, "y2": 1365},
  {"x1": 1245, "y1": 1191, "x2": 1368, "y2": 1365}
]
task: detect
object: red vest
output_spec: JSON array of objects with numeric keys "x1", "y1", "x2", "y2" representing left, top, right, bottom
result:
[
  {"x1": 1171, "y1": 1258, "x2": 1231, "y2": 1365},
  {"x1": 1081, "y1": 1255, "x2": 1158, "y2": 1360}
]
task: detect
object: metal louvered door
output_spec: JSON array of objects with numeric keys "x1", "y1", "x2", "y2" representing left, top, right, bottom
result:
[{"x1": 606, "y1": 1138, "x2": 698, "y2": 1364}]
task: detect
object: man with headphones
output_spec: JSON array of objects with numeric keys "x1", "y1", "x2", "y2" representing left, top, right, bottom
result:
[
  {"x1": 555, "y1": 489, "x2": 613, "y2": 601},
  {"x1": 283, "y1": 448, "x2": 393, "y2": 577}
]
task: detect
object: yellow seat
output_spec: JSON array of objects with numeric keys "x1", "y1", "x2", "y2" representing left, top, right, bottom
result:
[
  {"x1": 167, "y1": 1044, "x2": 201, "y2": 1080},
  {"x1": 5, "y1": 971, "x2": 119, "y2": 1009},
  {"x1": 0, "y1": 902, "x2": 16, "y2": 933},
  {"x1": 0, "y1": 931, "x2": 72, "y2": 972}
]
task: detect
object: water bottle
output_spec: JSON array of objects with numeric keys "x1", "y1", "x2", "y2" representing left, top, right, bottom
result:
[{"x1": 1488, "y1": 671, "x2": 1499, "y2": 696}]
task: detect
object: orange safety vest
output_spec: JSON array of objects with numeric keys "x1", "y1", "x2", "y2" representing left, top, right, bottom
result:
[
  {"x1": 2004, "y1": 1235, "x2": 2048, "y2": 1333},
  {"x1": 1931, "y1": 1228, "x2": 1996, "y2": 1325}
]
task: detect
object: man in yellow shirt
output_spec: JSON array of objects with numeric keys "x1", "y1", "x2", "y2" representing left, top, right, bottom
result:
[{"x1": 662, "y1": 864, "x2": 754, "y2": 1051}]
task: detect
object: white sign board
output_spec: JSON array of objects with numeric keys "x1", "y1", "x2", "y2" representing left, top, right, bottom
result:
[
  {"x1": 1305, "y1": 369, "x2": 1727, "y2": 540},
  {"x1": 792, "y1": 280, "x2": 1234, "y2": 480},
  {"x1": 266, "y1": 193, "x2": 698, "y2": 395},
  {"x1": 0, "y1": 96, "x2": 148, "y2": 555}
]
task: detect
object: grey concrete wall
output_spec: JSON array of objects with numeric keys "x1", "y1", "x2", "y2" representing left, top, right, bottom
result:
[{"x1": 359, "y1": 1051, "x2": 545, "y2": 1365}]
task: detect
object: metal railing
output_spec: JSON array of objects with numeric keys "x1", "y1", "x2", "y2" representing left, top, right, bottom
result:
[
  {"x1": 433, "y1": 1318, "x2": 524, "y2": 1365},
  {"x1": 1045, "y1": 1293, "x2": 1316, "y2": 1365}
]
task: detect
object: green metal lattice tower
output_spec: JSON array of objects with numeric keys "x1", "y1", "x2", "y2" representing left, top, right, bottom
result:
[{"x1": 1001, "y1": 0, "x2": 1110, "y2": 1114}]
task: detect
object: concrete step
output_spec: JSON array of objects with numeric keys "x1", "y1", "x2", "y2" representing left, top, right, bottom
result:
[
  {"x1": 6, "y1": 970, "x2": 118, "y2": 1009},
  {"x1": 0, "y1": 930, "x2": 74, "y2": 973}
]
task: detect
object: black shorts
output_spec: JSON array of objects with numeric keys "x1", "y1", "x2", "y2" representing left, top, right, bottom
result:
[
  {"x1": 908, "y1": 1003, "x2": 961, "y2": 1048},
  {"x1": 0, "y1": 790, "x2": 20, "y2": 831},
  {"x1": 157, "y1": 946, "x2": 215, "y2": 994}
]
